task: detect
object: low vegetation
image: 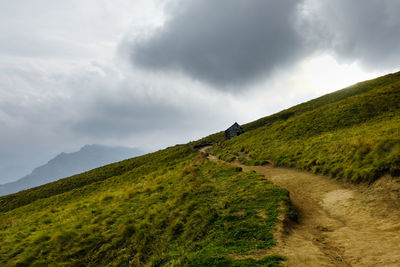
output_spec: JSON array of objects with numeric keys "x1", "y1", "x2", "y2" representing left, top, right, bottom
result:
[
  {"x1": 0, "y1": 145, "x2": 196, "y2": 213},
  {"x1": 0, "y1": 147, "x2": 291, "y2": 266}
]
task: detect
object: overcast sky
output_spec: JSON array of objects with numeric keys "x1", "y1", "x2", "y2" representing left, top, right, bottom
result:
[{"x1": 0, "y1": 0, "x2": 399, "y2": 183}]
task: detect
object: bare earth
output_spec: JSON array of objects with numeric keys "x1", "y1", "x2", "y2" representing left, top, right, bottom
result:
[{"x1": 200, "y1": 147, "x2": 400, "y2": 266}]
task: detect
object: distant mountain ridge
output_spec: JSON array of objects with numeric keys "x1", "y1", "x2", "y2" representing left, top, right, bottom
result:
[{"x1": 0, "y1": 144, "x2": 142, "y2": 196}]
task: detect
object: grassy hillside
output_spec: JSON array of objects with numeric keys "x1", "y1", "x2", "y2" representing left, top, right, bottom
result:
[
  {"x1": 212, "y1": 71, "x2": 400, "y2": 183},
  {"x1": 1, "y1": 71, "x2": 399, "y2": 266},
  {"x1": 0, "y1": 145, "x2": 292, "y2": 266},
  {"x1": 0, "y1": 145, "x2": 196, "y2": 213}
]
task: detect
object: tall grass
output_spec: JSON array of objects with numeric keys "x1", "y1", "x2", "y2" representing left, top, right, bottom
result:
[{"x1": 0, "y1": 152, "x2": 290, "y2": 266}]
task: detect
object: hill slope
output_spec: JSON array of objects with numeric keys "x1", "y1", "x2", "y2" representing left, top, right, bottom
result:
[
  {"x1": 212, "y1": 71, "x2": 400, "y2": 183},
  {"x1": 0, "y1": 145, "x2": 291, "y2": 266},
  {"x1": 0, "y1": 145, "x2": 142, "y2": 196}
]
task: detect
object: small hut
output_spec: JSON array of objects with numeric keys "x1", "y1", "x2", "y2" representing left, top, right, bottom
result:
[{"x1": 225, "y1": 122, "x2": 244, "y2": 139}]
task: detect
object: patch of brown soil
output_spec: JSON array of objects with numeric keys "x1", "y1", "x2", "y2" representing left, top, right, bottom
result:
[{"x1": 200, "y1": 146, "x2": 400, "y2": 266}]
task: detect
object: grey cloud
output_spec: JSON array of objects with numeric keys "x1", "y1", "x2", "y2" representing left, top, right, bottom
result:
[
  {"x1": 130, "y1": 0, "x2": 400, "y2": 88},
  {"x1": 5, "y1": 0, "x2": 399, "y2": 185},
  {"x1": 0, "y1": 0, "x2": 242, "y2": 185},
  {"x1": 130, "y1": 0, "x2": 304, "y2": 89},
  {"x1": 70, "y1": 78, "x2": 233, "y2": 140},
  {"x1": 71, "y1": 94, "x2": 186, "y2": 138},
  {"x1": 0, "y1": 0, "x2": 138, "y2": 59},
  {"x1": 301, "y1": 0, "x2": 400, "y2": 70},
  {"x1": 0, "y1": 61, "x2": 237, "y2": 183}
]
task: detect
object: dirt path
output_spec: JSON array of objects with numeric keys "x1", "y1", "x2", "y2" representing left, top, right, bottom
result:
[{"x1": 200, "y1": 147, "x2": 400, "y2": 266}]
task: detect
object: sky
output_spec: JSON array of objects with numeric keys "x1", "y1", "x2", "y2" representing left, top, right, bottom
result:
[{"x1": 0, "y1": 0, "x2": 399, "y2": 184}]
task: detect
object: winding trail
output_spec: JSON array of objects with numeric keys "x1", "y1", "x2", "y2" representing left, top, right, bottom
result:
[{"x1": 200, "y1": 147, "x2": 400, "y2": 266}]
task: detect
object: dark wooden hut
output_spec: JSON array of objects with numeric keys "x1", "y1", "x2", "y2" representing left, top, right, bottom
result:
[{"x1": 225, "y1": 122, "x2": 244, "y2": 139}]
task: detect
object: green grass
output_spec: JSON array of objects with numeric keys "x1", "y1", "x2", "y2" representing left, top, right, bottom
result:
[
  {"x1": 0, "y1": 149, "x2": 290, "y2": 266},
  {"x1": 212, "y1": 71, "x2": 400, "y2": 183},
  {"x1": 0, "y1": 145, "x2": 196, "y2": 213}
]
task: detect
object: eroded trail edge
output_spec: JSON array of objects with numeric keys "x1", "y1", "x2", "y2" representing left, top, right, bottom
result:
[{"x1": 200, "y1": 147, "x2": 400, "y2": 267}]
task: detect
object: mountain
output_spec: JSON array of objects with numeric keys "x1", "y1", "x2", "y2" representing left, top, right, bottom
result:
[
  {"x1": 0, "y1": 144, "x2": 142, "y2": 196},
  {"x1": 0, "y1": 71, "x2": 399, "y2": 266}
]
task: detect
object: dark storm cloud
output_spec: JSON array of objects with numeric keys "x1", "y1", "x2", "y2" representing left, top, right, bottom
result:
[
  {"x1": 301, "y1": 0, "x2": 400, "y2": 69},
  {"x1": 130, "y1": 0, "x2": 400, "y2": 88},
  {"x1": 131, "y1": 0, "x2": 303, "y2": 89}
]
